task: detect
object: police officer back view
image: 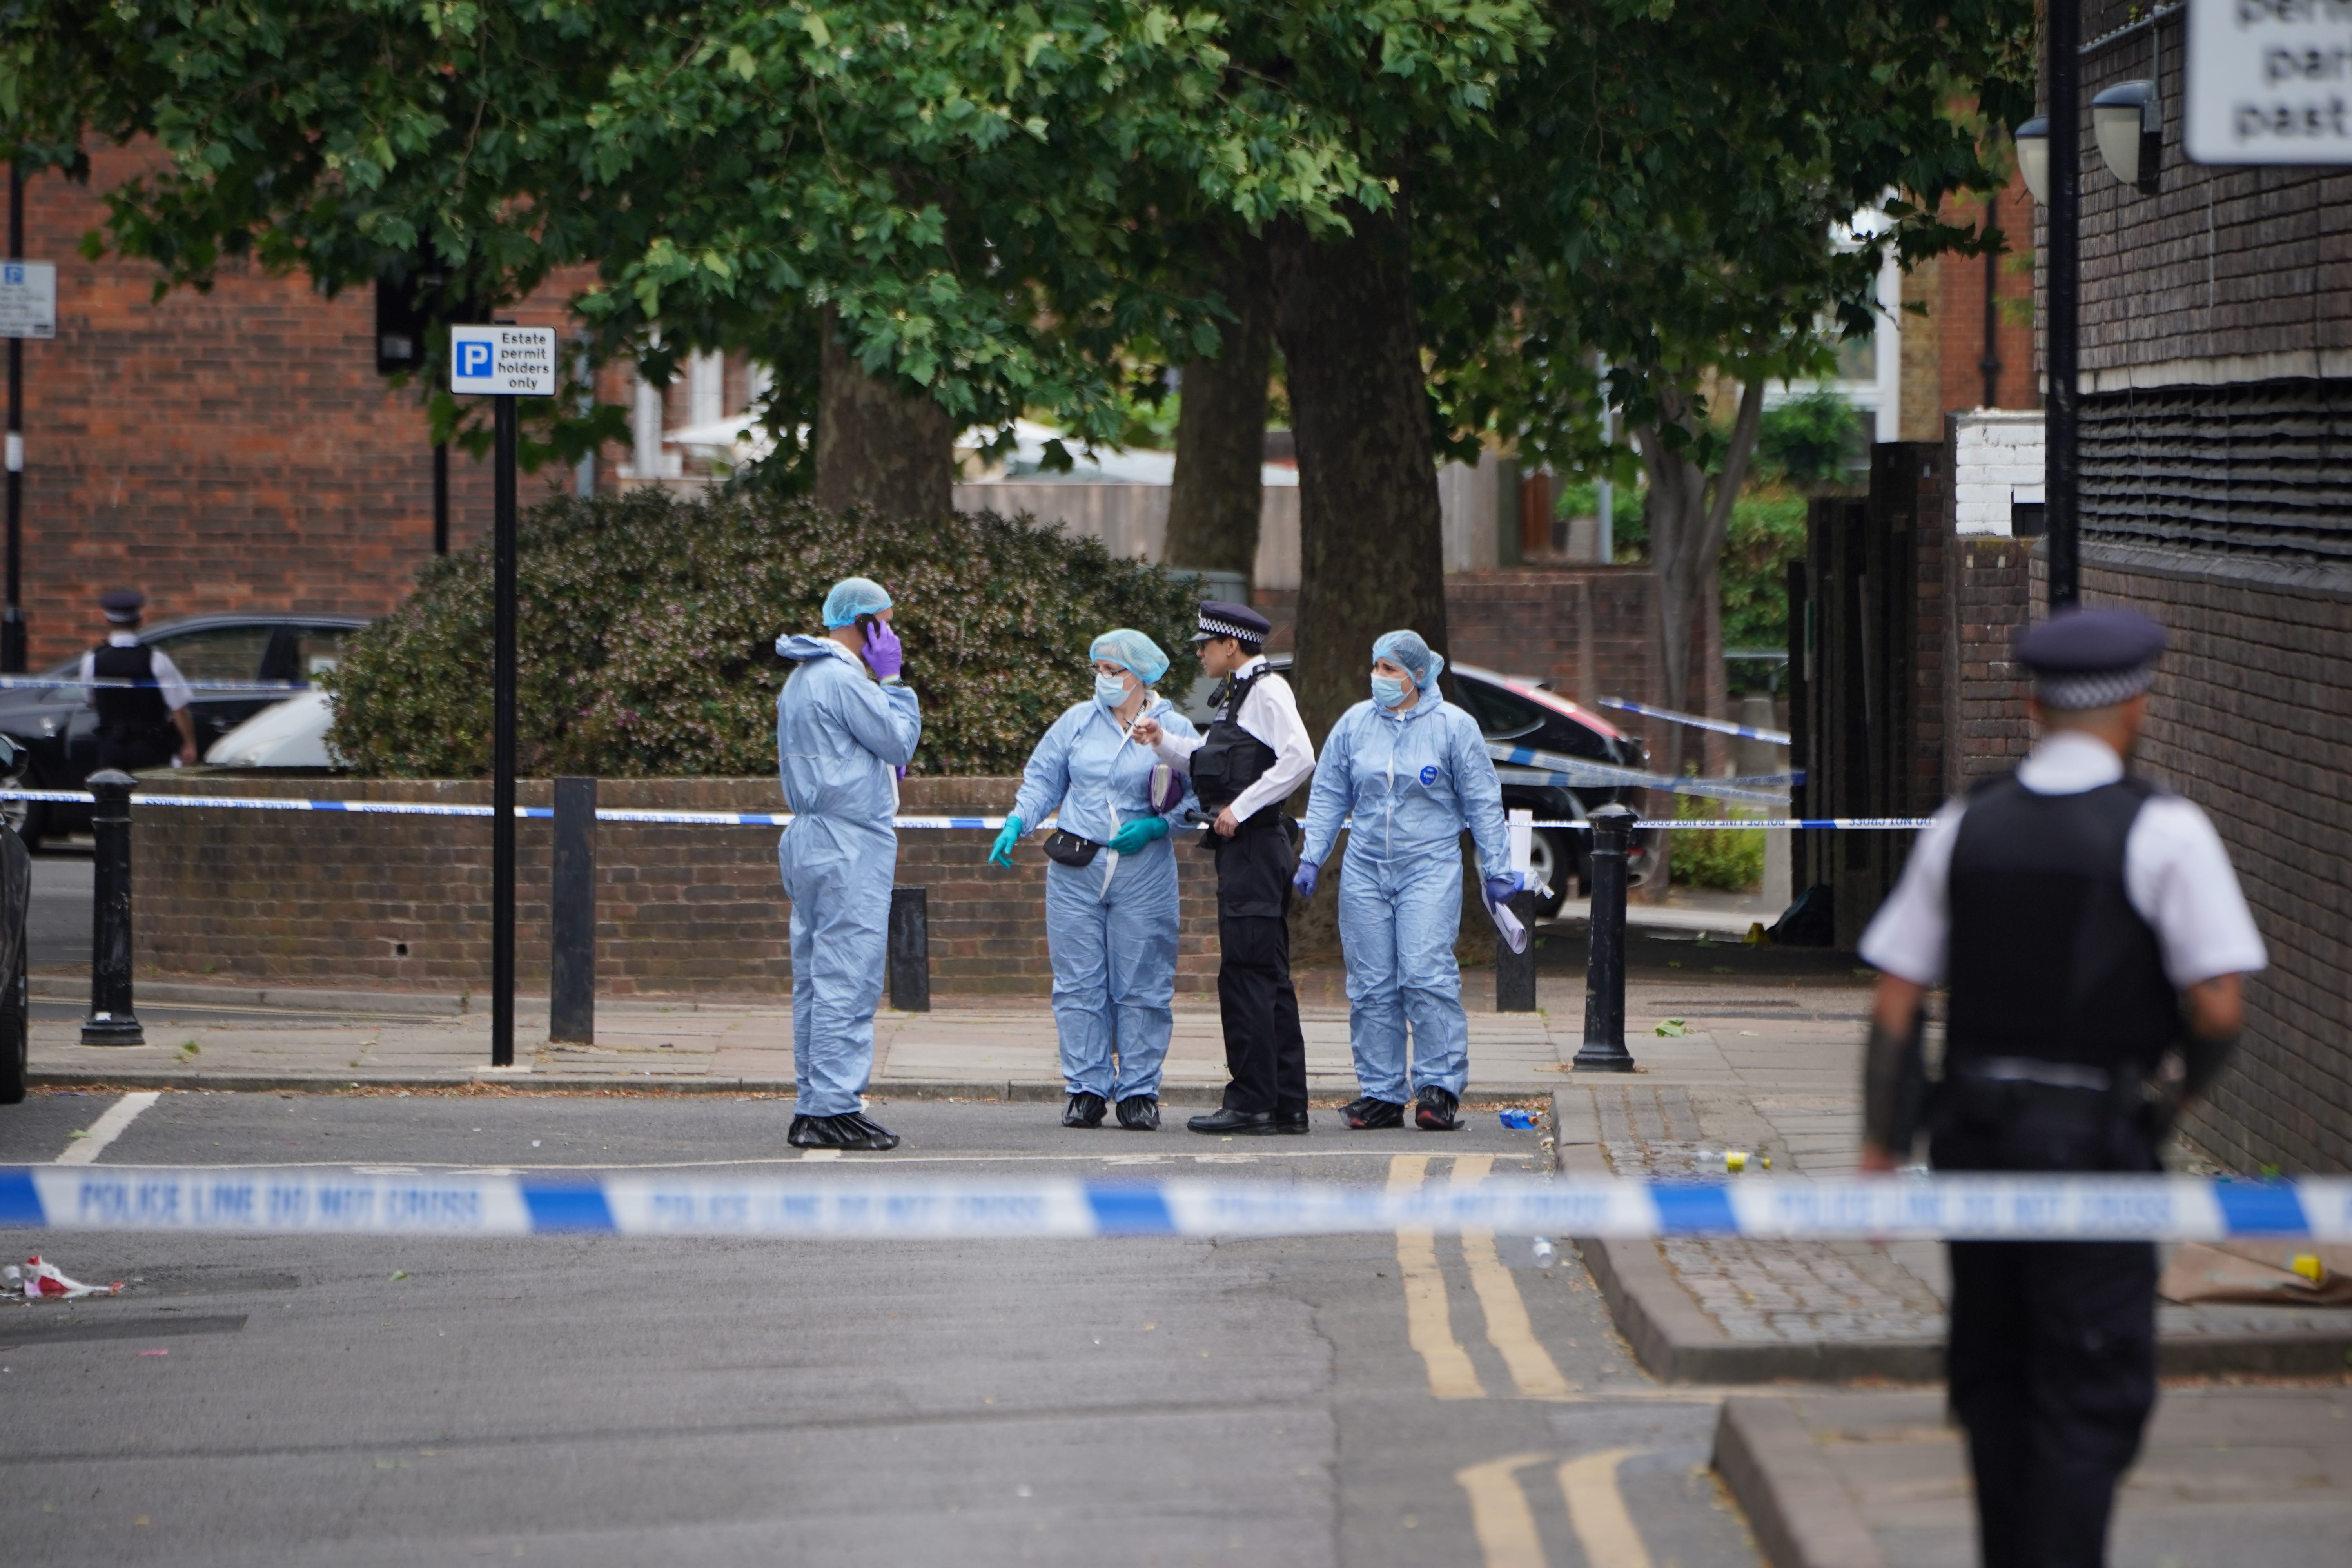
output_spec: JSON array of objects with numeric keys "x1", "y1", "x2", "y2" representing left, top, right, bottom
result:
[
  {"x1": 1859, "y1": 608, "x2": 2267, "y2": 1568},
  {"x1": 79, "y1": 591, "x2": 198, "y2": 771}
]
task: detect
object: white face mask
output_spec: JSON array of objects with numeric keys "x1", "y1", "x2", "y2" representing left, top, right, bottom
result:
[
  {"x1": 1095, "y1": 671, "x2": 1133, "y2": 708},
  {"x1": 1371, "y1": 673, "x2": 1410, "y2": 709}
]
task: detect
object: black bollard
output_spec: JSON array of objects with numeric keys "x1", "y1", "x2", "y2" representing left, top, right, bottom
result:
[
  {"x1": 1495, "y1": 890, "x2": 1539, "y2": 1012},
  {"x1": 549, "y1": 775, "x2": 595, "y2": 1044},
  {"x1": 82, "y1": 769, "x2": 143, "y2": 1046},
  {"x1": 888, "y1": 886, "x2": 930, "y2": 1013},
  {"x1": 1572, "y1": 804, "x2": 1637, "y2": 1071}
]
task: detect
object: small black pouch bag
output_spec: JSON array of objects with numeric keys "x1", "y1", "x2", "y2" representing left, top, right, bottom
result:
[{"x1": 1042, "y1": 829, "x2": 1102, "y2": 868}]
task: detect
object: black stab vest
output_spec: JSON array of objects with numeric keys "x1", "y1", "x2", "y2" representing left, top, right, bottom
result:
[
  {"x1": 1945, "y1": 775, "x2": 2179, "y2": 1078},
  {"x1": 1189, "y1": 665, "x2": 1281, "y2": 818},
  {"x1": 91, "y1": 642, "x2": 171, "y2": 730}
]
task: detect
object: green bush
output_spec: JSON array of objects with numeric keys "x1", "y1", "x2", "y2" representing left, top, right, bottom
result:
[
  {"x1": 1721, "y1": 486, "x2": 1809, "y2": 653},
  {"x1": 1668, "y1": 797, "x2": 1765, "y2": 892},
  {"x1": 1755, "y1": 389, "x2": 1866, "y2": 490},
  {"x1": 324, "y1": 490, "x2": 1201, "y2": 777}
]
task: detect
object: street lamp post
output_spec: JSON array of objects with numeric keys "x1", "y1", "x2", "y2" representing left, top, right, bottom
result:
[{"x1": 2045, "y1": 0, "x2": 2082, "y2": 611}]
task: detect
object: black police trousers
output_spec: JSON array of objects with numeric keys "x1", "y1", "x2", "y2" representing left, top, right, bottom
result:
[
  {"x1": 1211, "y1": 820, "x2": 1305, "y2": 1116},
  {"x1": 1936, "y1": 1095, "x2": 2160, "y2": 1568},
  {"x1": 96, "y1": 722, "x2": 180, "y2": 775}
]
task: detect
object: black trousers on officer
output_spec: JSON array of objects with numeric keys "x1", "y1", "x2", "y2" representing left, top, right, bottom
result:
[
  {"x1": 1211, "y1": 820, "x2": 1305, "y2": 1116},
  {"x1": 1936, "y1": 1104, "x2": 2160, "y2": 1568},
  {"x1": 96, "y1": 722, "x2": 180, "y2": 775}
]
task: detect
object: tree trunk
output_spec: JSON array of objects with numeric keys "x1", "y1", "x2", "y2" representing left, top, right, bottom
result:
[
  {"x1": 813, "y1": 311, "x2": 955, "y2": 516},
  {"x1": 1635, "y1": 378, "x2": 1766, "y2": 779},
  {"x1": 1164, "y1": 230, "x2": 1272, "y2": 581},
  {"x1": 1269, "y1": 207, "x2": 1448, "y2": 743}
]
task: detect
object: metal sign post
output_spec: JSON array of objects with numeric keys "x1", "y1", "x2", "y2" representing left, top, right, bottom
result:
[
  {"x1": 448, "y1": 322, "x2": 557, "y2": 1067},
  {"x1": 0, "y1": 165, "x2": 56, "y2": 674}
]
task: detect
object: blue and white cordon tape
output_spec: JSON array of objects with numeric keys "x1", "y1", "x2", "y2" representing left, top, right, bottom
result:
[
  {"x1": 0, "y1": 788, "x2": 1926, "y2": 833},
  {"x1": 1597, "y1": 697, "x2": 1793, "y2": 746},
  {"x1": 3, "y1": 1169, "x2": 2343, "y2": 1241}
]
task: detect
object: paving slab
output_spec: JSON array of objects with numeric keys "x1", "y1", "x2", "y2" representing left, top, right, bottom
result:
[{"x1": 1713, "y1": 1386, "x2": 2352, "y2": 1568}]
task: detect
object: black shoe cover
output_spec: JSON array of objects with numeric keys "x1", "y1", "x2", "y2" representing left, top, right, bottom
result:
[
  {"x1": 1341, "y1": 1096, "x2": 1406, "y2": 1130},
  {"x1": 789, "y1": 1111, "x2": 901, "y2": 1151},
  {"x1": 1115, "y1": 1095, "x2": 1160, "y2": 1131},
  {"x1": 1063, "y1": 1092, "x2": 1108, "y2": 1128},
  {"x1": 1414, "y1": 1087, "x2": 1462, "y2": 1132}
]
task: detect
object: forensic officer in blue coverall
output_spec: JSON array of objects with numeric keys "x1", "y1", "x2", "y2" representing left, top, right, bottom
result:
[
  {"x1": 773, "y1": 577, "x2": 924, "y2": 1152},
  {"x1": 1294, "y1": 630, "x2": 1523, "y2": 1132},
  {"x1": 992, "y1": 630, "x2": 1199, "y2": 1130}
]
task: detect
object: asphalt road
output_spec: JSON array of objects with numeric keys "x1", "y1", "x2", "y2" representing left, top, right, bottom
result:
[
  {"x1": 29, "y1": 849, "x2": 92, "y2": 970},
  {"x1": 0, "y1": 1091, "x2": 1759, "y2": 1567}
]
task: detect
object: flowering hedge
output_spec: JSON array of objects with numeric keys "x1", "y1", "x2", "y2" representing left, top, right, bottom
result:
[{"x1": 324, "y1": 490, "x2": 1202, "y2": 777}]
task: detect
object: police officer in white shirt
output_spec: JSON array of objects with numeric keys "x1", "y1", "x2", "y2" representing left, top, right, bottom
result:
[
  {"x1": 1131, "y1": 602, "x2": 1316, "y2": 1134},
  {"x1": 79, "y1": 590, "x2": 198, "y2": 771},
  {"x1": 1858, "y1": 606, "x2": 2266, "y2": 1568}
]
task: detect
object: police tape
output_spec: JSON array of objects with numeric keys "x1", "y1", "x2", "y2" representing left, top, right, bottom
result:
[
  {"x1": 2, "y1": 1168, "x2": 2343, "y2": 1241},
  {"x1": 0, "y1": 789, "x2": 1928, "y2": 833},
  {"x1": 0, "y1": 674, "x2": 317, "y2": 694},
  {"x1": 1597, "y1": 697, "x2": 1792, "y2": 746}
]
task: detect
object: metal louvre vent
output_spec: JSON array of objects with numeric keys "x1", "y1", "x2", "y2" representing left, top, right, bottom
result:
[{"x1": 2081, "y1": 378, "x2": 2352, "y2": 560}]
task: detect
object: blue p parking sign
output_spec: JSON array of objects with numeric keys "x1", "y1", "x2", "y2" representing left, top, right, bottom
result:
[{"x1": 447, "y1": 324, "x2": 558, "y2": 396}]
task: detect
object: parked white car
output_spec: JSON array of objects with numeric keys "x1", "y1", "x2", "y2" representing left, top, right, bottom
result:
[{"x1": 203, "y1": 688, "x2": 342, "y2": 769}]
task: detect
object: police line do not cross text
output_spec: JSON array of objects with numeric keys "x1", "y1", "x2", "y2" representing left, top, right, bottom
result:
[{"x1": 449, "y1": 324, "x2": 558, "y2": 397}]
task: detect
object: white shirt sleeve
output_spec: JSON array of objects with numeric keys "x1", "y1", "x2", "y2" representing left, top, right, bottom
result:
[
  {"x1": 2124, "y1": 796, "x2": 2268, "y2": 987},
  {"x1": 78, "y1": 651, "x2": 96, "y2": 703},
  {"x1": 1225, "y1": 675, "x2": 1315, "y2": 822},
  {"x1": 1151, "y1": 729, "x2": 1204, "y2": 769},
  {"x1": 147, "y1": 650, "x2": 194, "y2": 712},
  {"x1": 1855, "y1": 798, "x2": 1969, "y2": 986}
]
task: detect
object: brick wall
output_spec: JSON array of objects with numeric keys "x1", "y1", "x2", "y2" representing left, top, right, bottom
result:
[
  {"x1": 1939, "y1": 535, "x2": 2035, "y2": 800},
  {"x1": 2034, "y1": 546, "x2": 2352, "y2": 1175},
  {"x1": 1897, "y1": 175, "x2": 2040, "y2": 445},
  {"x1": 9, "y1": 147, "x2": 616, "y2": 669},
  {"x1": 127, "y1": 775, "x2": 1225, "y2": 999}
]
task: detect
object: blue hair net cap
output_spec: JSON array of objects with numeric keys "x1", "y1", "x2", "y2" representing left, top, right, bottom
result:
[
  {"x1": 821, "y1": 576, "x2": 895, "y2": 629},
  {"x1": 1089, "y1": 628, "x2": 1170, "y2": 685},
  {"x1": 1372, "y1": 629, "x2": 1444, "y2": 691}
]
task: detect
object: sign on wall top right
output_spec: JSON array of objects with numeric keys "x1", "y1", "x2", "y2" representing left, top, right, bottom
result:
[{"x1": 2187, "y1": 0, "x2": 2352, "y2": 164}]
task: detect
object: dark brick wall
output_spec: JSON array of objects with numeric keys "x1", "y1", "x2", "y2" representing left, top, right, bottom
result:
[
  {"x1": 1938, "y1": 526, "x2": 2035, "y2": 800},
  {"x1": 2040, "y1": 547, "x2": 2351, "y2": 1174},
  {"x1": 127, "y1": 775, "x2": 1224, "y2": 998}
]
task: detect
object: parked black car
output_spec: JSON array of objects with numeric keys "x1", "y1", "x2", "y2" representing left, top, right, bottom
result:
[
  {"x1": 0, "y1": 614, "x2": 367, "y2": 849},
  {"x1": 1178, "y1": 658, "x2": 1654, "y2": 914}
]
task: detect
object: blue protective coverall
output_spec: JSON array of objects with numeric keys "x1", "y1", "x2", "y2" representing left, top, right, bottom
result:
[
  {"x1": 774, "y1": 634, "x2": 924, "y2": 1116},
  {"x1": 1300, "y1": 695, "x2": 1511, "y2": 1102},
  {"x1": 1010, "y1": 696, "x2": 1200, "y2": 1100}
]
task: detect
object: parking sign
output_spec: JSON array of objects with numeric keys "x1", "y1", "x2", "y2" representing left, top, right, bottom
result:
[
  {"x1": 2187, "y1": 0, "x2": 2352, "y2": 164},
  {"x1": 0, "y1": 261, "x2": 57, "y2": 339},
  {"x1": 448, "y1": 324, "x2": 558, "y2": 396}
]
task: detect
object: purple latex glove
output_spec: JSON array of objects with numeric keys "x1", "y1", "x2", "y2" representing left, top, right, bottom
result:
[
  {"x1": 1484, "y1": 874, "x2": 1523, "y2": 906},
  {"x1": 1292, "y1": 861, "x2": 1319, "y2": 898},
  {"x1": 861, "y1": 616, "x2": 904, "y2": 679}
]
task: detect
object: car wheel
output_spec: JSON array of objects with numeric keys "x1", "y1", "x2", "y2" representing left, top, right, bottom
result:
[
  {"x1": 0, "y1": 945, "x2": 25, "y2": 1105},
  {"x1": 1525, "y1": 828, "x2": 1573, "y2": 918}
]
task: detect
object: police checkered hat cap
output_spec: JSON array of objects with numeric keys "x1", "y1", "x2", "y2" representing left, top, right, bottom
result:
[
  {"x1": 1191, "y1": 599, "x2": 1272, "y2": 645},
  {"x1": 99, "y1": 589, "x2": 146, "y2": 624},
  {"x1": 2015, "y1": 607, "x2": 2166, "y2": 710}
]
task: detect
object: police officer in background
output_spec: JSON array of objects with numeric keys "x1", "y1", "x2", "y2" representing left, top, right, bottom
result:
[
  {"x1": 79, "y1": 591, "x2": 198, "y2": 771},
  {"x1": 1131, "y1": 602, "x2": 1315, "y2": 1135},
  {"x1": 1858, "y1": 607, "x2": 2267, "y2": 1568}
]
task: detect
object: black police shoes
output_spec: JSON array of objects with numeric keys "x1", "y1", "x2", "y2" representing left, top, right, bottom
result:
[
  {"x1": 1186, "y1": 1107, "x2": 1278, "y2": 1136},
  {"x1": 1272, "y1": 1110, "x2": 1310, "y2": 1135},
  {"x1": 1115, "y1": 1095, "x2": 1161, "y2": 1131},
  {"x1": 788, "y1": 1112, "x2": 902, "y2": 1152},
  {"x1": 1414, "y1": 1087, "x2": 1463, "y2": 1132},
  {"x1": 1341, "y1": 1096, "x2": 1407, "y2": 1130},
  {"x1": 1063, "y1": 1092, "x2": 1108, "y2": 1128}
]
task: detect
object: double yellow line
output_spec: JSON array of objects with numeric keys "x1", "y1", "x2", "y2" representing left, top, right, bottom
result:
[
  {"x1": 1457, "y1": 1450, "x2": 1657, "y2": 1568},
  {"x1": 1387, "y1": 1152, "x2": 1573, "y2": 1400}
]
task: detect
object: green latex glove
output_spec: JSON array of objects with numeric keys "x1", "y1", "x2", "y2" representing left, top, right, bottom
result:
[
  {"x1": 989, "y1": 815, "x2": 1024, "y2": 866},
  {"x1": 1107, "y1": 816, "x2": 1170, "y2": 855}
]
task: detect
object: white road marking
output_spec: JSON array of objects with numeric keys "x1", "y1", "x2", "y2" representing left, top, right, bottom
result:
[
  {"x1": 1453, "y1": 1155, "x2": 1575, "y2": 1397},
  {"x1": 1391, "y1": 1153, "x2": 1485, "y2": 1399},
  {"x1": 1557, "y1": 1448, "x2": 1656, "y2": 1568},
  {"x1": 1455, "y1": 1452, "x2": 1551, "y2": 1568},
  {"x1": 55, "y1": 1091, "x2": 161, "y2": 1166}
]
